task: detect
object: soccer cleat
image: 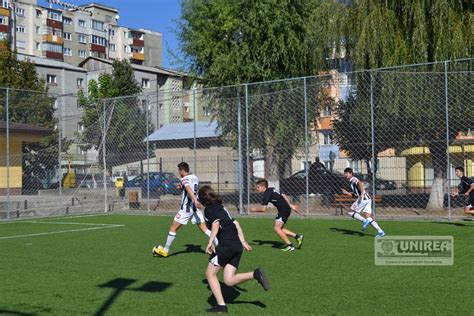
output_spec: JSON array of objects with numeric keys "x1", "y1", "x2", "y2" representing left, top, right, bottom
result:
[
  {"x1": 375, "y1": 231, "x2": 386, "y2": 238},
  {"x1": 362, "y1": 219, "x2": 371, "y2": 231},
  {"x1": 206, "y1": 305, "x2": 228, "y2": 313},
  {"x1": 295, "y1": 234, "x2": 304, "y2": 249},
  {"x1": 253, "y1": 268, "x2": 270, "y2": 291},
  {"x1": 281, "y1": 245, "x2": 295, "y2": 252},
  {"x1": 152, "y1": 245, "x2": 169, "y2": 257}
]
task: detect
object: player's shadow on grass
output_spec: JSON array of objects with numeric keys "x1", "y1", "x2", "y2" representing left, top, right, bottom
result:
[
  {"x1": 252, "y1": 239, "x2": 284, "y2": 249},
  {"x1": 329, "y1": 227, "x2": 369, "y2": 237},
  {"x1": 431, "y1": 221, "x2": 471, "y2": 227},
  {"x1": 0, "y1": 309, "x2": 37, "y2": 316},
  {"x1": 95, "y1": 278, "x2": 172, "y2": 316},
  {"x1": 166, "y1": 244, "x2": 205, "y2": 257},
  {"x1": 202, "y1": 280, "x2": 267, "y2": 309}
]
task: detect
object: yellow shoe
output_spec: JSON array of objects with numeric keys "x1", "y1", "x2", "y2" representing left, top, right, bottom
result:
[{"x1": 152, "y1": 245, "x2": 168, "y2": 258}]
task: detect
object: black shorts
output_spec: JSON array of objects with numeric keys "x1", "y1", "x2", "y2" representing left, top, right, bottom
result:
[
  {"x1": 275, "y1": 209, "x2": 291, "y2": 224},
  {"x1": 209, "y1": 243, "x2": 243, "y2": 269},
  {"x1": 466, "y1": 194, "x2": 474, "y2": 208}
]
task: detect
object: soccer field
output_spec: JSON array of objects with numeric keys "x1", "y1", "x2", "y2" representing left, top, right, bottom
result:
[{"x1": 0, "y1": 214, "x2": 472, "y2": 315}]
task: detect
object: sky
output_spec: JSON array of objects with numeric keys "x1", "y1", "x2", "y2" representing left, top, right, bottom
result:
[{"x1": 39, "y1": 0, "x2": 182, "y2": 68}]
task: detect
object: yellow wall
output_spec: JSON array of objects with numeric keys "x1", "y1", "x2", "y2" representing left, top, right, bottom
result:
[{"x1": 0, "y1": 133, "x2": 46, "y2": 190}]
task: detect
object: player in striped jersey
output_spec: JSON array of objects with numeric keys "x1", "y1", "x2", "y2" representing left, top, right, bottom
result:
[
  {"x1": 153, "y1": 162, "x2": 217, "y2": 257},
  {"x1": 341, "y1": 168, "x2": 385, "y2": 238}
]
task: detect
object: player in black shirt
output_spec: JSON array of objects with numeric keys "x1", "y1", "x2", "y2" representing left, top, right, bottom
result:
[
  {"x1": 198, "y1": 185, "x2": 269, "y2": 314},
  {"x1": 250, "y1": 179, "x2": 304, "y2": 252},
  {"x1": 451, "y1": 166, "x2": 474, "y2": 216}
]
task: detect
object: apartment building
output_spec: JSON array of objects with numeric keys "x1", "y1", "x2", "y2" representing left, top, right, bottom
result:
[{"x1": 3, "y1": 0, "x2": 162, "y2": 67}]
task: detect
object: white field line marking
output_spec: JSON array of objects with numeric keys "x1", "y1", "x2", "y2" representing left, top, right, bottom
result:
[
  {"x1": 0, "y1": 213, "x2": 109, "y2": 225},
  {"x1": 20, "y1": 221, "x2": 120, "y2": 226},
  {"x1": 0, "y1": 224, "x2": 124, "y2": 240}
]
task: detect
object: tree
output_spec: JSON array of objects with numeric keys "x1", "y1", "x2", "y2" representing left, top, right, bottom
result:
[
  {"x1": 0, "y1": 41, "x2": 67, "y2": 192},
  {"x1": 78, "y1": 59, "x2": 152, "y2": 174},
  {"x1": 178, "y1": 0, "x2": 321, "y2": 183},
  {"x1": 325, "y1": 0, "x2": 472, "y2": 209}
]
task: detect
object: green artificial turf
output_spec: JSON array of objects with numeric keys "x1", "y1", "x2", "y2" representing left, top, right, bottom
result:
[{"x1": 0, "y1": 214, "x2": 472, "y2": 315}]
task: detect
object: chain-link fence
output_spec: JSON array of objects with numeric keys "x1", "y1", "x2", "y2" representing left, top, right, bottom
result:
[{"x1": 0, "y1": 58, "x2": 472, "y2": 220}]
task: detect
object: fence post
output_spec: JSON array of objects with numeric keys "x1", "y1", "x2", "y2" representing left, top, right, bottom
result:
[
  {"x1": 103, "y1": 100, "x2": 108, "y2": 213},
  {"x1": 57, "y1": 97, "x2": 62, "y2": 200},
  {"x1": 245, "y1": 84, "x2": 250, "y2": 214},
  {"x1": 193, "y1": 89, "x2": 197, "y2": 174},
  {"x1": 303, "y1": 78, "x2": 309, "y2": 217},
  {"x1": 370, "y1": 72, "x2": 376, "y2": 215},
  {"x1": 237, "y1": 88, "x2": 243, "y2": 214},
  {"x1": 6, "y1": 88, "x2": 10, "y2": 219},
  {"x1": 146, "y1": 95, "x2": 150, "y2": 215},
  {"x1": 444, "y1": 61, "x2": 451, "y2": 220}
]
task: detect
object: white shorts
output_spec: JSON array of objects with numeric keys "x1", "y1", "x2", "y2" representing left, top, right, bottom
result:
[
  {"x1": 174, "y1": 209, "x2": 205, "y2": 225},
  {"x1": 351, "y1": 199, "x2": 372, "y2": 214}
]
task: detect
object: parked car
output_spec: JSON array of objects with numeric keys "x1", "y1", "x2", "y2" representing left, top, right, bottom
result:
[
  {"x1": 354, "y1": 173, "x2": 397, "y2": 191},
  {"x1": 125, "y1": 172, "x2": 181, "y2": 197},
  {"x1": 280, "y1": 164, "x2": 347, "y2": 197}
]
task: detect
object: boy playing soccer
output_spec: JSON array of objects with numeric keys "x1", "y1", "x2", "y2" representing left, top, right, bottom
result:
[
  {"x1": 250, "y1": 179, "x2": 304, "y2": 252},
  {"x1": 153, "y1": 162, "x2": 217, "y2": 257},
  {"x1": 198, "y1": 185, "x2": 269, "y2": 313},
  {"x1": 451, "y1": 166, "x2": 474, "y2": 216},
  {"x1": 341, "y1": 168, "x2": 385, "y2": 237}
]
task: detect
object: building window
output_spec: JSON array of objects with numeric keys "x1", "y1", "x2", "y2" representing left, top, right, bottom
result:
[
  {"x1": 159, "y1": 103, "x2": 163, "y2": 110},
  {"x1": 36, "y1": 42, "x2": 41, "y2": 50},
  {"x1": 35, "y1": 26, "x2": 40, "y2": 34},
  {"x1": 349, "y1": 160, "x2": 360, "y2": 173},
  {"x1": 63, "y1": 47, "x2": 72, "y2": 56},
  {"x1": 78, "y1": 50, "x2": 86, "y2": 58},
  {"x1": 78, "y1": 34, "x2": 87, "y2": 43},
  {"x1": 46, "y1": 74, "x2": 57, "y2": 85},
  {"x1": 16, "y1": 41, "x2": 25, "y2": 49},
  {"x1": 36, "y1": 9, "x2": 42, "y2": 18},
  {"x1": 0, "y1": 16, "x2": 6, "y2": 25},
  {"x1": 91, "y1": 20, "x2": 104, "y2": 31},
  {"x1": 142, "y1": 78, "x2": 150, "y2": 89},
  {"x1": 323, "y1": 133, "x2": 332, "y2": 145},
  {"x1": 77, "y1": 123, "x2": 84, "y2": 133},
  {"x1": 91, "y1": 35, "x2": 106, "y2": 46},
  {"x1": 109, "y1": 43, "x2": 115, "y2": 51},
  {"x1": 203, "y1": 106, "x2": 210, "y2": 117},
  {"x1": 64, "y1": 32, "x2": 71, "y2": 40},
  {"x1": 77, "y1": 78, "x2": 83, "y2": 88},
  {"x1": 323, "y1": 105, "x2": 332, "y2": 116},
  {"x1": 41, "y1": 43, "x2": 62, "y2": 53},
  {"x1": 63, "y1": 17, "x2": 72, "y2": 25},
  {"x1": 48, "y1": 11, "x2": 61, "y2": 21},
  {"x1": 78, "y1": 19, "x2": 86, "y2": 28},
  {"x1": 184, "y1": 106, "x2": 190, "y2": 113},
  {"x1": 16, "y1": 25, "x2": 25, "y2": 33},
  {"x1": 105, "y1": 15, "x2": 112, "y2": 22},
  {"x1": 108, "y1": 28, "x2": 115, "y2": 36},
  {"x1": 15, "y1": 7, "x2": 25, "y2": 17},
  {"x1": 1, "y1": 1, "x2": 8, "y2": 8}
]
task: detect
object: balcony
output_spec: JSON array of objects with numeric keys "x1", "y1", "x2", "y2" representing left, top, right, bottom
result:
[
  {"x1": 44, "y1": 51, "x2": 63, "y2": 61},
  {"x1": 0, "y1": 7, "x2": 9, "y2": 16},
  {"x1": 46, "y1": 19, "x2": 63, "y2": 29},
  {"x1": 131, "y1": 52, "x2": 145, "y2": 61},
  {"x1": 90, "y1": 43, "x2": 106, "y2": 53},
  {"x1": 42, "y1": 34, "x2": 63, "y2": 45},
  {"x1": 132, "y1": 38, "x2": 144, "y2": 47},
  {"x1": 0, "y1": 24, "x2": 8, "y2": 33}
]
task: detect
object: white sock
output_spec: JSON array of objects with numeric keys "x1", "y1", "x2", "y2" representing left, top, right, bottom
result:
[
  {"x1": 205, "y1": 229, "x2": 218, "y2": 246},
  {"x1": 348, "y1": 211, "x2": 365, "y2": 222},
  {"x1": 370, "y1": 220, "x2": 383, "y2": 233},
  {"x1": 164, "y1": 231, "x2": 176, "y2": 253}
]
